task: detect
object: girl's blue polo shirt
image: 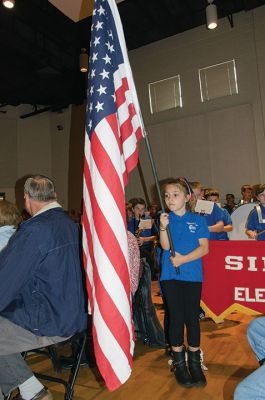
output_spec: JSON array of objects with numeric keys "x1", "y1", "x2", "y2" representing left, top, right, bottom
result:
[
  {"x1": 246, "y1": 205, "x2": 265, "y2": 240},
  {"x1": 160, "y1": 210, "x2": 209, "y2": 282}
]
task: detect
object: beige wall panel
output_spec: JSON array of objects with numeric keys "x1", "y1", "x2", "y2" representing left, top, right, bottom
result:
[
  {"x1": 208, "y1": 104, "x2": 259, "y2": 198},
  {"x1": 15, "y1": 115, "x2": 51, "y2": 209},
  {"x1": 50, "y1": 108, "x2": 71, "y2": 209},
  {"x1": 163, "y1": 115, "x2": 210, "y2": 182},
  {"x1": 0, "y1": 119, "x2": 17, "y2": 187},
  {"x1": 17, "y1": 116, "x2": 51, "y2": 178},
  {"x1": 68, "y1": 104, "x2": 86, "y2": 214}
]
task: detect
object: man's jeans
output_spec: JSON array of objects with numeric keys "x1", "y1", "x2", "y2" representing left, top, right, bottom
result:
[
  {"x1": 0, "y1": 317, "x2": 68, "y2": 400},
  {"x1": 234, "y1": 317, "x2": 265, "y2": 399}
]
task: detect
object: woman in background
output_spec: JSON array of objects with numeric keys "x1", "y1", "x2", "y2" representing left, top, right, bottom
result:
[{"x1": 0, "y1": 200, "x2": 21, "y2": 251}]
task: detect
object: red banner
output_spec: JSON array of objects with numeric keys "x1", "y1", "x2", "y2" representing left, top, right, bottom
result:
[{"x1": 201, "y1": 241, "x2": 265, "y2": 323}]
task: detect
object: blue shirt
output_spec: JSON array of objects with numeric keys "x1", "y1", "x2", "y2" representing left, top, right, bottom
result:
[
  {"x1": 0, "y1": 225, "x2": 16, "y2": 251},
  {"x1": 160, "y1": 211, "x2": 209, "y2": 282},
  {"x1": 128, "y1": 216, "x2": 153, "y2": 246},
  {"x1": 0, "y1": 207, "x2": 87, "y2": 336},
  {"x1": 216, "y1": 208, "x2": 232, "y2": 240},
  {"x1": 198, "y1": 203, "x2": 224, "y2": 240},
  {"x1": 246, "y1": 205, "x2": 265, "y2": 240}
]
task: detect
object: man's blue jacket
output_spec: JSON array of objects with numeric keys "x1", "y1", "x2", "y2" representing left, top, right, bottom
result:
[{"x1": 0, "y1": 206, "x2": 87, "y2": 337}]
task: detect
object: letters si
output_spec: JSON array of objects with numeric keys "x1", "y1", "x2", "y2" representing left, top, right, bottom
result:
[{"x1": 225, "y1": 256, "x2": 265, "y2": 271}]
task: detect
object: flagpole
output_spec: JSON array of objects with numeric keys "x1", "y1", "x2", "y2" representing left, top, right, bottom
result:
[
  {"x1": 111, "y1": 0, "x2": 175, "y2": 255},
  {"x1": 137, "y1": 160, "x2": 150, "y2": 206},
  {"x1": 142, "y1": 127, "x2": 175, "y2": 256}
]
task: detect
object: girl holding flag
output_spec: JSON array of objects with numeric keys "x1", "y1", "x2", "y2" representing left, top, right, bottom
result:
[{"x1": 159, "y1": 178, "x2": 209, "y2": 388}]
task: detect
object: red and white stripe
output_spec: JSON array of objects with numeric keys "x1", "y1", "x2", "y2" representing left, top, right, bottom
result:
[{"x1": 82, "y1": 8, "x2": 144, "y2": 388}]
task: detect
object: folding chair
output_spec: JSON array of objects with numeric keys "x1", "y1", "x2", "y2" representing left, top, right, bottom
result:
[{"x1": 19, "y1": 331, "x2": 87, "y2": 400}]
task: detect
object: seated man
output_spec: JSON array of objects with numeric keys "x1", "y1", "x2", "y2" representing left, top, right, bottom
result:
[{"x1": 0, "y1": 175, "x2": 87, "y2": 400}]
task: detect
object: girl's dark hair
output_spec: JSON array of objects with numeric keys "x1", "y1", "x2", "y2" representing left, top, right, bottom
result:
[{"x1": 129, "y1": 197, "x2": 146, "y2": 208}]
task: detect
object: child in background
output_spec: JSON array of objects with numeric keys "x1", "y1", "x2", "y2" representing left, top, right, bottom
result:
[
  {"x1": 190, "y1": 181, "x2": 224, "y2": 239},
  {"x1": 0, "y1": 200, "x2": 21, "y2": 251},
  {"x1": 204, "y1": 189, "x2": 233, "y2": 240},
  {"x1": 238, "y1": 184, "x2": 253, "y2": 206},
  {"x1": 128, "y1": 197, "x2": 157, "y2": 280},
  {"x1": 160, "y1": 178, "x2": 209, "y2": 388},
  {"x1": 224, "y1": 193, "x2": 236, "y2": 214},
  {"x1": 246, "y1": 184, "x2": 265, "y2": 240}
]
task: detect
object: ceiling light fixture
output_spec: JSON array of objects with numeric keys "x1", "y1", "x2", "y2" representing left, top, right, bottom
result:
[
  {"x1": 80, "y1": 48, "x2": 88, "y2": 73},
  {"x1": 206, "y1": 0, "x2": 218, "y2": 30},
  {"x1": 2, "y1": 0, "x2": 15, "y2": 8}
]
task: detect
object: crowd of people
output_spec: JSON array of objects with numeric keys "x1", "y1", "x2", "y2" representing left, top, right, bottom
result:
[
  {"x1": 0, "y1": 176, "x2": 265, "y2": 398},
  {"x1": 126, "y1": 180, "x2": 265, "y2": 395}
]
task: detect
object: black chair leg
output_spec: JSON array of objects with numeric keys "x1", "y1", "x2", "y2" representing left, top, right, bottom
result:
[
  {"x1": 65, "y1": 332, "x2": 87, "y2": 400},
  {"x1": 48, "y1": 346, "x2": 62, "y2": 373}
]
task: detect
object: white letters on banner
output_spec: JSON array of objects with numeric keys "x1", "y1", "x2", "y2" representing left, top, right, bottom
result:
[
  {"x1": 234, "y1": 287, "x2": 265, "y2": 302},
  {"x1": 225, "y1": 256, "x2": 265, "y2": 271}
]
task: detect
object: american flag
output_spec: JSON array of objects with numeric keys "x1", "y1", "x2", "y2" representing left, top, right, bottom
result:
[{"x1": 82, "y1": 0, "x2": 144, "y2": 391}]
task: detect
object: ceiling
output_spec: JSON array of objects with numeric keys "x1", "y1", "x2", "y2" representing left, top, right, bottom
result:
[{"x1": 1, "y1": 0, "x2": 265, "y2": 114}]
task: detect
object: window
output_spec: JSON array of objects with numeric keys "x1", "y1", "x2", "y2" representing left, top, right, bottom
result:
[
  {"x1": 148, "y1": 75, "x2": 182, "y2": 114},
  {"x1": 199, "y1": 59, "x2": 238, "y2": 102}
]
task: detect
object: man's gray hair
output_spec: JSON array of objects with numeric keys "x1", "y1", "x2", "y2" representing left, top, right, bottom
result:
[{"x1": 24, "y1": 175, "x2": 57, "y2": 202}]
